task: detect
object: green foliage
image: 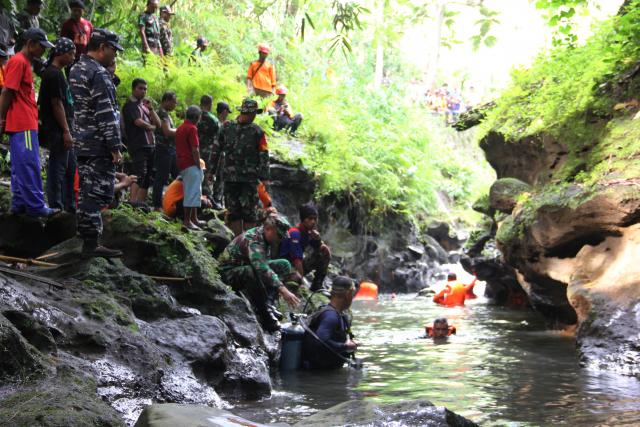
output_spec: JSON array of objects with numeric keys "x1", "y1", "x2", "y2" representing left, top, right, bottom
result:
[{"x1": 106, "y1": 1, "x2": 489, "y2": 226}]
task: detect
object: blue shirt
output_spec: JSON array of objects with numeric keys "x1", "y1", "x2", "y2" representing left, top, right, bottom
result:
[{"x1": 278, "y1": 224, "x2": 320, "y2": 262}]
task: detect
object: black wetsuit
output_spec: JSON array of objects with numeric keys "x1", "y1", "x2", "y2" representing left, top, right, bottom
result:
[{"x1": 302, "y1": 304, "x2": 351, "y2": 369}]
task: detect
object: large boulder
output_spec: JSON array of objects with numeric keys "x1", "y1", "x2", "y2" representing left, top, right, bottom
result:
[
  {"x1": 489, "y1": 178, "x2": 531, "y2": 214},
  {"x1": 0, "y1": 368, "x2": 124, "y2": 427},
  {"x1": 295, "y1": 399, "x2": 479, "y2": 427},
  {"x1": 134, "y1": 403, "x2": 275, "y2": 427},
  {"x1": 0, "y1": 311, "x2": 51, "y2": 382}
]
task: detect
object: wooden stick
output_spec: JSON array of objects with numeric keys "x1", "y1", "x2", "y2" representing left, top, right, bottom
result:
[
  {"x1": 148, "y1": 275, "x2": 192, "y2": 282},
  {"x1": 35, "y1": 252, "x2": 59, "y2": 260},
  {"x1": 0, "y1": 255, "x2": 57, "y2": 267},
  {"x1": 0, "y1": 266, "x2": 64, "y2": 290}
]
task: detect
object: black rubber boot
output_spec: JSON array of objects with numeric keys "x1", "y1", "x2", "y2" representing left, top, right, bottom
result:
[
  {"x1": 82, "y1": 238, "x2": 123, "y2": 258},
  {"x1": 242, "y1": 285, "x2": 281, "y2": 333}
]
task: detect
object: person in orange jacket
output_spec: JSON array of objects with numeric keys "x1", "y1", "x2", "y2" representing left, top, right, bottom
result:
[{"x1": 433, "y1": 273, "x2": 476, "y2": 307}]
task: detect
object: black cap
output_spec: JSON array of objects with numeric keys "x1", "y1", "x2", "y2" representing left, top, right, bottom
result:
[
  {"x1": 27, "y1": 0, "x2": 43, "y2": 4},
  {"x1": 22, "y1": 28, "x2": 54, "y2": 49},
  {"x1": 69, "y1": 0, "x2": 85, "y2": 8},
  {"x1": 90, "y1": 28, "x2": 124, "y2": 52},
  {"x1": 330, "y1": 276, "x2": 356, "y2": 293},
  {"x1": 216, "y1": 101, "x2": 231, "y2": 114}
]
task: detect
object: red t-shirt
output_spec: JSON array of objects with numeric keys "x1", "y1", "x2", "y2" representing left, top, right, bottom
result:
[
  {"x1": 175, "y1": 120, "x2": 199, "y2": 171},
  {"x1": 3, "y1": 52, "x2": 38, "y2": 132},
  {"x1": 61, "y1": 17, "x2": 93, "y2": 59}
]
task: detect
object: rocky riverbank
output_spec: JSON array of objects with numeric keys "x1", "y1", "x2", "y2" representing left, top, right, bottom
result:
[
  {"x1": 466, "y1": 87, "x2": 640, "y2": 376},
  {"x1": 0, "y1": 157, "x2": 472, "y2": 425}
]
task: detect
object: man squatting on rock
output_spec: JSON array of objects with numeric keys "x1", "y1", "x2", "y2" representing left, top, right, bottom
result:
[{"x1": 218, "y1": 214, "x2": 301, "y2": 332}]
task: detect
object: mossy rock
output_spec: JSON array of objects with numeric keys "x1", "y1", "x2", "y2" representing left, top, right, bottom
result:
[
  {"x1": 0, "y1": 367, "x2": 124, "y2": 427},
  {"x1": 489, "y1": 178, "x2": 531, "y2": 214},
  {"x1": 472, "y1": 193, "x2": 494, "y2": 217},
  {"x1": 0, "y1": 313, "x2": 51, "y2": 383}
]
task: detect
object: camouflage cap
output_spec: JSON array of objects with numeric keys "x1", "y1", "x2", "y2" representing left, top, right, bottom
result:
[
  {"x1": 237, "y1": 98, "x2": 263, "y2": 114},
  {"x1": 264, "y1": 214, "x2": 291, "y2": 239}
]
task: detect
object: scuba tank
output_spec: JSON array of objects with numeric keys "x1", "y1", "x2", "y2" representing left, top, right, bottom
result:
[{"x1": 279, "y1": 317, "x2": 305, "y2": 371}]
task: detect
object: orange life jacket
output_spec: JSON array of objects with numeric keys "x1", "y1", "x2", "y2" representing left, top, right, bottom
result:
[
  {"x1": 433, "y1": 281, "x2": 467, "y2": 307},
  {"x1": 426, "y1": 325, "x2": 457, "y2": 337}
]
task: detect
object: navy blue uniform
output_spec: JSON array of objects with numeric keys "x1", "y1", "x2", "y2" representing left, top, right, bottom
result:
[{"x1": 302, "y1": 304, "x2": 351, "y2": 369}]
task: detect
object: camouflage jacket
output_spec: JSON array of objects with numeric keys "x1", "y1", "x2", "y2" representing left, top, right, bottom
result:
[
  {"x1": 197, "y1": 111, "x2": 220, "y2": 165},
  {"x1": 219, "y1": 226, "x2": 283, "y2": 290},
  {"x1": 139, "y1": 12, "x2": 161, "y2": 47},
  {"x1": 159, "y1": 18, "x2": 172, "y2": 55},
  {"x1": 69, "y1": 55, "x2": 122, "y2": 157},
  {"x1": 221, "y1": 120, "x2": 269, "y2": 183}
]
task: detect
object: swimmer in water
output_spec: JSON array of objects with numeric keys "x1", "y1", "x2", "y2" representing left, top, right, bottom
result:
[
  {"x1": 433, "y1": 273, "x2": 477, "y2": 307},
  {"x1": 425, "y1": 317, "x2": 456, "y2": 340}
]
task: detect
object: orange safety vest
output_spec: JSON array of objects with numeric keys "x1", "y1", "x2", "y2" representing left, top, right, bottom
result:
[{"x1": 433, "y1": 281, "x2": 467, "y2": 307}]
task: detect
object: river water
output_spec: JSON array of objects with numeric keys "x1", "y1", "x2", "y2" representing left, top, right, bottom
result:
[{"x1": 234, "y1": 288, "x2": 640, "y2": 426}]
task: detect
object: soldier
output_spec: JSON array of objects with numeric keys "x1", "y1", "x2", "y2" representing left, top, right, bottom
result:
[
  {"x1": 159, "y1": 5, "x2": 174, "y2": 56},
  {"x1": 221, "y1": 98, "x2": 269, "y2": 236},
  {"x1": 219, "y1": 214, "x2": 301, "y2": 332},
  {"x1": 139, "y1": 0, "x2": 163, "y2": 56},
  {"x1": 69, "y1": 28, "x2": 124, "y2": 257}
]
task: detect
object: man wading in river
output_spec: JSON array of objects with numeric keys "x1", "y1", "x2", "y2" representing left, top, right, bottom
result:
[
  {"x1": 218, "y1": 214, "x2": 300, "y2": 332},
  {"x1": 302, "y1": 276, "x2": 358, "y2": 369}
]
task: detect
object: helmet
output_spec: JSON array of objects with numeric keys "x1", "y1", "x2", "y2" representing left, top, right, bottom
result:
[{"x1": 275, "y1": 86, "x2": 288, "y2": 95}]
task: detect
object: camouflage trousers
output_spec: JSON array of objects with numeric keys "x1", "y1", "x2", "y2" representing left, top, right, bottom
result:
[
  {"x1": 77, "y1": 156, "x2": 115, "y2": 239},
  {"x1": 220, "y1": 259, "x2": 292, "y2": 293},
  {"x1": 224, "y1": 181, "x2": 258, "y2": 222}
]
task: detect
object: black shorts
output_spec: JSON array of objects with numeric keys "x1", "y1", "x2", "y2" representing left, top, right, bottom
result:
[{"x1": 130, "y1": 147, "x2": 155, "y2": 189}]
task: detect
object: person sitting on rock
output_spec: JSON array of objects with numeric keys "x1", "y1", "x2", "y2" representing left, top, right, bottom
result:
[
  {"x1": 433, "y1": 273, "x2": 475, "y2": 307},
  {"x1": 161, "y1": 159, "x2": 212, "y2": 218},
  {"x1": 302, "y1": 276, "x2": 358, "y2": 370},
  {"x1": 278, "y1": 203, "x2": 331, "y2": 291},
  {"x1": 425, "y1": 317, "x2": 456, "y2": 340},
  {"x1": 218, "y1": 214, "x2": 301, "y2": 332},
  {"x1": 267, "y1": 85, "x2": 303, "y2": 135}
]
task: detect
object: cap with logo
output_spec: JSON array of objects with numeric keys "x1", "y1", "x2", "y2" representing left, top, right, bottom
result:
[{"x1": 90, "y1": 28, "x2": 124, "y2": 52}]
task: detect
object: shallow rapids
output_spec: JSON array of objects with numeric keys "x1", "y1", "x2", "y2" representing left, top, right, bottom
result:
[{"x1": 234, "y1": 290, "x2": 640, "y2": 426}]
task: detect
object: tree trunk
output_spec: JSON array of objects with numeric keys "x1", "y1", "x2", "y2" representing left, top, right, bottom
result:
[{"x1": 425, "y1": 0, "x2": 446, "y2": 89}]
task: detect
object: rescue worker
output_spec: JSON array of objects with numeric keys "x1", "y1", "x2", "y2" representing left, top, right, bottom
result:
[
  {"x1": 221, "y1": 98, "x2": 269, "y2": 236},
  {"x1": 425, "y1": 318, "x2": 456, "y2": 340},
  {"x1": 69, "y1": 28, "x2": 124, "y2": 257},
  {"x1": 161, "y1": 159, "x2": 211, "y2": 218},
  {"x1": 268, "y1": 85, "x2": 303, "y2": 135},
  {"x1": 158, "y1": 5, "x2": 174, "y2": 56},
  {"x1": 218, "y1": 214, "x2": 301, "y2": 332},
  {"x1": 278, "y1": 203, "x2": 331, "y2": 291},
  {"x1": 246, "y1": 43, "x2": 276, "y2": 98},
  {"x1": 433, "y1": 273, "x2": 476, "y2": 307},
  {"x1": 302, "y1": 276, "x2": 358, "y2": 370}
]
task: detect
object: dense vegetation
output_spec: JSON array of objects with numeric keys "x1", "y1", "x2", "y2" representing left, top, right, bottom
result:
[
  {"x1": 481, "y1": 0, "x2": 640, "y2": 186},
  {"x1": 13, "y1": 0, "x2": 492, "y2": 226}
]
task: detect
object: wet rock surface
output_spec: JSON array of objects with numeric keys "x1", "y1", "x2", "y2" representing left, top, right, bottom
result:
[
  {"x1": 296, "y1": 399, "x2": 479, "y2": 427},
  {"x1": 0, "y1": 206, "x2": 272, "y2": 425}
]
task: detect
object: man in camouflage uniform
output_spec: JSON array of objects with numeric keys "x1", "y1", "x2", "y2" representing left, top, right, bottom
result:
[
  {"x1": 221, "y1": 98, "x2": 269, "y2": 236},
  {"x1": 158, "y1": 5, "x2": 174, "y2": 56},
  {"x1": 138, "y1": 0, "x2": 162, "y2": 56},
  {"x1": 69, "y1": 28, "x2": 124, "y2": 257},
  {"x1": 219, "y1": 214, "x2": 301, "y2": 332},
  {"x1": 197, "y1": 95, "x2": 222, "y2": 207}
]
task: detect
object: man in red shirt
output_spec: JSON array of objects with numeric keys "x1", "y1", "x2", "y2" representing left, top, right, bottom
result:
[
  {"x1": 0, "y1": 28, "x2": 56, "y2": 216},
  {"x1": 60, "y1": 0, "x2": 93, "y2": 62},
  {"x1": 175, "y1": 105, "x2": 203, "y2": 230}
]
